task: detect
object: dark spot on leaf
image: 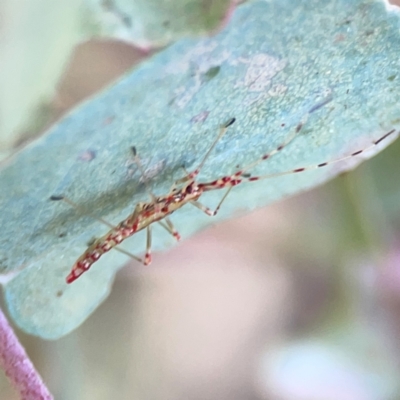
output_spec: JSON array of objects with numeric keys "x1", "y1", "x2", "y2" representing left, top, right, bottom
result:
[
  {"x1": 167, "y1": 96, "x2": 177, "y2": 106},
  {"x1": 56, "y1": 290, "x2": 63, "y2": 297},
  {"x1": 121, "y1": 15, "x2": 132, "y2": 27},
  {"x1": 204, "y1": 66, "x2": 220, "y2": 81},
  {"x1": 224, "y1": 117, "x2": 235, "y2": 128},
  {"x1": 50, "y1": 195, "x2": 64, "y2": 201},
  {"x1": 58, "y1": 232, "x2": 67, "y2": 238},
  {"x1": 388, "y1": 75, "x2": 396, "y2": 82}
]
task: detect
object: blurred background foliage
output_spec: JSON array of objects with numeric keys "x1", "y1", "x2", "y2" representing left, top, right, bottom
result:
[{"x1": 2, "y1": 0, "x2": 400, "y2": 399}]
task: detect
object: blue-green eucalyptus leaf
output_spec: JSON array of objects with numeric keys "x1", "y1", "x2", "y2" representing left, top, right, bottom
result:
[{"x1": 1, "y1": 0, "x2": 400, "y2": 338}]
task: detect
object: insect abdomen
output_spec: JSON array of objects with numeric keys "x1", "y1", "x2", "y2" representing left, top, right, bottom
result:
[{"x1": 66, "y1": 221, "x2": 139, "y2": 283}]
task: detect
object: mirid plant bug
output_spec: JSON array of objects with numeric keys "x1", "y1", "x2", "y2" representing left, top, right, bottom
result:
[{"x1": 51, "y1": 117, "x2": 396, "y2": 283}]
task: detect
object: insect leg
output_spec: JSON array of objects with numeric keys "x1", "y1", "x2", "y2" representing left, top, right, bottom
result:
[
  {"x1": 190, "y1": 187, "x2": 233, "y2": 217},
  {"x1": 50, "y1": 195, "x2": 115, "y2": 228},
  {"x1": 87, "y1": 236, "x2": 144, "y2": 263},
  {"x1": 112, "y1": 246, "x2": 144, "y2": 263},
  {"x1": 176, "y1": 118, "x2": 236, "y2": 184},
  {"x1": 158, "y1": 217, "x2": 181, "y2": 241},
  {"x1": 130, "y1": 147, "x2": 157, "y2": 202},
  {"x1": 144, "y1": 225, "x2": 152, "y2": 265}
]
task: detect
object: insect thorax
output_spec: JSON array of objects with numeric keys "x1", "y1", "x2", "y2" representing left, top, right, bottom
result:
[{"x1": 123, "y1": 182, "x2": 202, "y2": 233}]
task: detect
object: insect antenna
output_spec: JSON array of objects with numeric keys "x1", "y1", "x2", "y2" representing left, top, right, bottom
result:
[
  {"x1": 194, "y1": 116, "x2": 308, "y2": 212},
  {"x1": 196, "y1": 128, "x2": 397, "y2": 217},
  {"x1": 239, "y1": 128, "x2": 397, "y2": 183}
]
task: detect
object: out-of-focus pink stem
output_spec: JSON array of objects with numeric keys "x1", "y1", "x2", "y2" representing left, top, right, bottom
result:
[{"x1": 0, "y1": 308, "x2": 53, "y2": 400}]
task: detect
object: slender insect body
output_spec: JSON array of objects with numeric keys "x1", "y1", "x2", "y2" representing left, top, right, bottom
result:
[
  {"x1": 52, "y1": 116, "x2": 397, "y2": 284},
  {"x1": 65, "y1": 181, "x2": 203, "y2": 282}
]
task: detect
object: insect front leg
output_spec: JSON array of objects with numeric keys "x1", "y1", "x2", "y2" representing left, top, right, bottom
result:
[
  {"x1": 50, "y1": 195, "x2": 115, "y2": 229},
  {"x1": 175, "y1": 118, "x2": 237, "y2": 184}
]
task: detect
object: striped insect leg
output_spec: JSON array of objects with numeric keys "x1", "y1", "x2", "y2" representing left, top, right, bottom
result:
[
  {"x1": 238, "y1": 129, "x2": 398, "y2": 183},
  {"x1": 144, "y1": 226, "x2": 152, "y2": 266}
]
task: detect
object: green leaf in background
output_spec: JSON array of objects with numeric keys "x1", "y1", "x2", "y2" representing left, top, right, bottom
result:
[
  {"x1": 83, "y1": 0, "x2": 233, "y2": 48},
  {"x1": 1, "y1": 0, "x2": 400, "y2": 339},
  {"x1": 0, "y1": 0, "x2": 84, "y2": 160}
]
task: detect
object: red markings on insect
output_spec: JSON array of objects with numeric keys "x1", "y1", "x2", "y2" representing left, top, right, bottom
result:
[{"x1": 50, "y1": 118, "x2": 397, "y2": 283}]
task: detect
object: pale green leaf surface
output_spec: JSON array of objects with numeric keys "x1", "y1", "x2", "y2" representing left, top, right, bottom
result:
[{"x1": 1, "y1": 0, "x2": 400, "y2": 338}]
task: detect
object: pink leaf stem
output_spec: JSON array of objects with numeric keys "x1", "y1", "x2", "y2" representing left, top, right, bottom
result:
[{"x1": 0, "y1": 307, "x2": 53, "y2": 400}]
